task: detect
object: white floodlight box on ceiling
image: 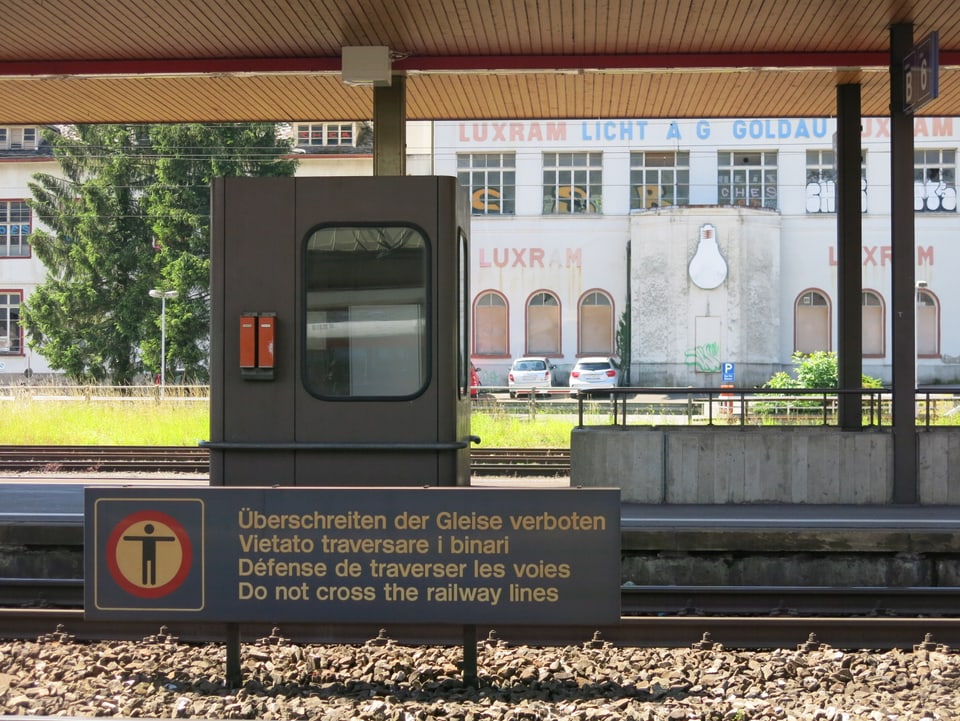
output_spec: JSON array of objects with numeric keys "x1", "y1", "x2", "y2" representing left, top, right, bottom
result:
[{"x1": 341, "y1": 46, "x2": 392, "y2": 87}]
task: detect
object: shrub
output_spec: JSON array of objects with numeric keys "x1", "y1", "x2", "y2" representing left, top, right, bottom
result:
[{"x1": 765, "y1": 351, "x2": 882, "y2": 390}]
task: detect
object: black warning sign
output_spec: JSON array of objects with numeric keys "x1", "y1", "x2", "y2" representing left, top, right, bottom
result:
[{"x1": 85, "y1": 487, "x2": 619, "y2": 625}]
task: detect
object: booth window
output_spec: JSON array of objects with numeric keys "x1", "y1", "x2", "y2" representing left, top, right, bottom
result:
[
  {"x1": 303, "y1": 225, "x2": 429, "y2": 398},
  {"x1": 458, "y1": 227, "x2": 470, "y2": 398}
]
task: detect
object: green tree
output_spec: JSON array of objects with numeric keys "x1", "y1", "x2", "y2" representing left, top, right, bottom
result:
[
  {"x1": 23, "y1": 123, "x2": 296, "y2": 384},
  {"x1": 25, "y1": 125, "x2": 156, "y2": 384},
  {"x1": 142, "y1": 123, "x2": 296, "y2": 381}
]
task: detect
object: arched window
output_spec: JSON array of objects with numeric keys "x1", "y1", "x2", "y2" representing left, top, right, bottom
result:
[
  {"x1": 473, "y1": 291, "x2": 508, "y2": 356},
  {"x1": 917, "y1": 288, "x2": 940, "y2": 357},
  {"x1": 526, "y1": 291, "x2": 560, "y2": 355},
  {"x1": 861, "y1": 290, "x2": 884, "y2": 357},
  {"x1": 578, "y1": 290, "x2": 614, "y2": 355},
  {"x1": 795, "y1": 290, "x2": 830, "y2": 354}
]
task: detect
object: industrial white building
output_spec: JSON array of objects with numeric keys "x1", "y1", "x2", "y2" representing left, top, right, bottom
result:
[
  {"x1": 433, "y1": 118, "x2": 960, "y2": 387},
  {"x1": 2, "y1": 118, "x2": 959, "y2": 387}
]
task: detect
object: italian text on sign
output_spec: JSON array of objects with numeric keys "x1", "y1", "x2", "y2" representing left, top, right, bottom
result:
[{"x1": 86, "y1": 487, "x2": 620, "y2": 625}]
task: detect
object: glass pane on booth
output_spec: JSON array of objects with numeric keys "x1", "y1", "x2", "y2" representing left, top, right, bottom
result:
[{"x1": 303, "y1": 225, "x2": 429, "y2": 398}]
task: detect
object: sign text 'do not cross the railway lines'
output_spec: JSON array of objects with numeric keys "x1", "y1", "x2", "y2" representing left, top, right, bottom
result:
[{"x1": 86, "y1": 487, "x2": 620, "y2": 625}]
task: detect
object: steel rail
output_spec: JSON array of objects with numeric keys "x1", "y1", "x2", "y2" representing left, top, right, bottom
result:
[
  {"x1": 5, "y1": 578, "x2": 959, "y2": 621},
  {"x1": 0, "y1": 445, "x2": 572, "y2": 477},
  {"x1": 2, "y1": 607, "x2": 958, "y2": 650}
]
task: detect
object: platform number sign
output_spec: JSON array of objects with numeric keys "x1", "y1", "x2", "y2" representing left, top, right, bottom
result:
[{"x1": 903, "y1": 31, "x2": 939, "y2": 114}]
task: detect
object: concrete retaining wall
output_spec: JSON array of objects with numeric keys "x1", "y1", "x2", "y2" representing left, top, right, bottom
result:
[{"x1": 571, "y1": 426, "x2": 960, "y2": 504}]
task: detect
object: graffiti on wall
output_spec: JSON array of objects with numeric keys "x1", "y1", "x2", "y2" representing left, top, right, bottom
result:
[
  {"x1": 915, "y1": 176, "x2": 958, "y2": 212},
  {"x1": 686, "y1": 316, "x2": 722, "y2": 373},
  {"x1": 684, "y1": 341, "x2": 721, "y2": 373}
]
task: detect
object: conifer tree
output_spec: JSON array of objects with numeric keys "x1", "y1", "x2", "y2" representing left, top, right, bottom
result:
[{"x1": 24, "y1": 123, "x2": 295, "y2": 384}]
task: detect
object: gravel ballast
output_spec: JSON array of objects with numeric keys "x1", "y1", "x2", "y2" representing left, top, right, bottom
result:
[{"x1": 1, "y1": 632, "x2": 959, "y2": 720}]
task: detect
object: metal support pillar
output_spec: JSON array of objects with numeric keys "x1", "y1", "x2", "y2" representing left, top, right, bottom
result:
[
  {"x1": 461, "y1": 624, "x2": 478, "y2": 688},
  {"x1": 373, "y1": 76, "x2": 406, "y2": 176},
  {"x1": 890, "y1": 23, "x2": 918, "y2": 503},
  {"x1": 836, "y1": 83, "x2": 863, "y2": 431},
  {"x1": 226, "y1": 622, "x2": 242, "y2": 687}
]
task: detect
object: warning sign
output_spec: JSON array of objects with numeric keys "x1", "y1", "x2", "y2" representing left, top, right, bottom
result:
[
  {"x1": 89, "y1": 497, "x2": 205, "y2": 612},
  {"x1": 85, "y1": 487, "x2": 619, "y2": 625}
]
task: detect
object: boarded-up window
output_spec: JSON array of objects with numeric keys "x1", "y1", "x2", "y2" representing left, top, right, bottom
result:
[
  {"x1": 862, "y1": 290, "x2": 884, "y2": 357},
  {"x1": 917, "y1": 289, "x2": 939, "y2": 357},
  {"x1": 527, "y1": 292, "x2": 560, "y2": 355},
  {"x1": 795, "y1": 290, "x2": 830, "y2": 353},
  {"x1": 474, "y1": 291, "x2": 508, "y2": 355},
  {"x1": 579, "y1": 291, "x2": 613, "y2": 355}
]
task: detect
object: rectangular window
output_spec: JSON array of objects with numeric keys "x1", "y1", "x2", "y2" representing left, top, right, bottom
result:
[
  {"x1": 805, "y1": 150, "x2": 867, "y2": 214},
  {"x1": 457, "y1": 153, "x2": 516, "y2": 215},
  {"x1": 296, "y1": 123, "x2": 323, "y2": 146},
  {"x1": 0, "y1": 292, "x2": 21, "y2": 354},
  {"x1": 717, "y1": 151, "x2": 778, "y2": 209},
  {"x1": 303, "y1": 225, "x2": 428, "y2": 398},
  {"x1": 630, "y1": 151, "x2": 689, "y2": 210},
  {"x1": 543, "y1": 152, "x2": 602, "y2": 214},
  {"x1": 0, "y1": 200, "x2": 31, "y2": 257},
  {"x1": 325, "y1": 123, "x2": 353, "y2": 146},
  {"x1": 0, "y1": 127, "x2": 38, "y2": 150},
  {"x1": 295, "y1": 123, "x2": 356, "y2": 147},
  {"x1": 914, "y1": 149, "x2": 957, "y2": 212}
]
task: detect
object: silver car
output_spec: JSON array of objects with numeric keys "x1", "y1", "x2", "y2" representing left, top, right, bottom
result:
[
  {"x1": 508, "y1": 357, "x2": 555, "y2": 398},
  {"x1": 569, "y1": 357, "x2": 620, "y2": 396}
]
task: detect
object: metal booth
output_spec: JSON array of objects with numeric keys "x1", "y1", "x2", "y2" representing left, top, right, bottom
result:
[{"x1": 207, "y1": 176, "x2": 472, "y2": 487}]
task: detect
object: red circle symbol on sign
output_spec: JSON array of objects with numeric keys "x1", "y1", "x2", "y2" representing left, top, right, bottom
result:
[{"x1": 106, "y1": 510, "x2": 192, "y2": 598}]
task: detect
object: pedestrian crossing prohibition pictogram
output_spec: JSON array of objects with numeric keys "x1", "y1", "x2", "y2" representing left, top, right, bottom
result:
[
  {"x1": 106, "y1": 510, "x2": 193, "y2": 599},
  {"x1": 90, "y1": 496, "x2": 205, "y2": 614}
]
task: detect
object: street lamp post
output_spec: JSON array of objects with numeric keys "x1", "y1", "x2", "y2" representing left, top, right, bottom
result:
[
  {"x1": 915, "y1": 280, "x2": 928, "y2": 393},
  {"x1": 149, "y1": 289, "x2": 179, "y2": 392}
]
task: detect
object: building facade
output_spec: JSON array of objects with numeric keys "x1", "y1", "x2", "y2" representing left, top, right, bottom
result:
[
  {"x1": 2, "y1": 119, "x2": 958, "y2": 388},
  {"x1": 434, "y1": 118, "x2": 960, "y2": 387}
]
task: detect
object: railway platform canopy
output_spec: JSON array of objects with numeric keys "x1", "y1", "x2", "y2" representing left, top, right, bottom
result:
[
  {"x1": 1, "y1": 0, "x2": 957, "y2": 503},
  {"x1": 0, "y1": 0, "x2": 959, "y2": 124}
]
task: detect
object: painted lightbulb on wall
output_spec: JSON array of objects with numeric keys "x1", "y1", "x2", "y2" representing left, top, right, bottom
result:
[{"x1": 688, "y1": 223, "x2": 728, "y2": 289}]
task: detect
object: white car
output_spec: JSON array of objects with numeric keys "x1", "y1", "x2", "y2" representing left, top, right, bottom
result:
[
  {"x1": 569, "y1": 357, "x2": 620, "y2": 395},
  {"x1": 508, "y1": 357, "x2": 555, "y2": 398}
]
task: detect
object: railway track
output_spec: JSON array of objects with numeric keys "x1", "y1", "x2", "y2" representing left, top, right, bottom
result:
[
  {"x1": 0, "y1": 445, "x2": 571, "y2": 477},
  {"x1": 1, "y1": 603, "x2": 958, "y2": 650},
  {"x1": 7, "y1": 577, "x2": 960, "y2": 619}
]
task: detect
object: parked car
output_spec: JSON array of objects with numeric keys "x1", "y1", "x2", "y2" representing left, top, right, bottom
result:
[
  {"x1": 569, "y1": 357, "x2": 620, "y2": 396},
  {"x1": 508, "y1": 357, "x2": 555, "y2": 398},
  {"x1": 470, "y1": 364, "x2": 481, "y2": 398}
]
